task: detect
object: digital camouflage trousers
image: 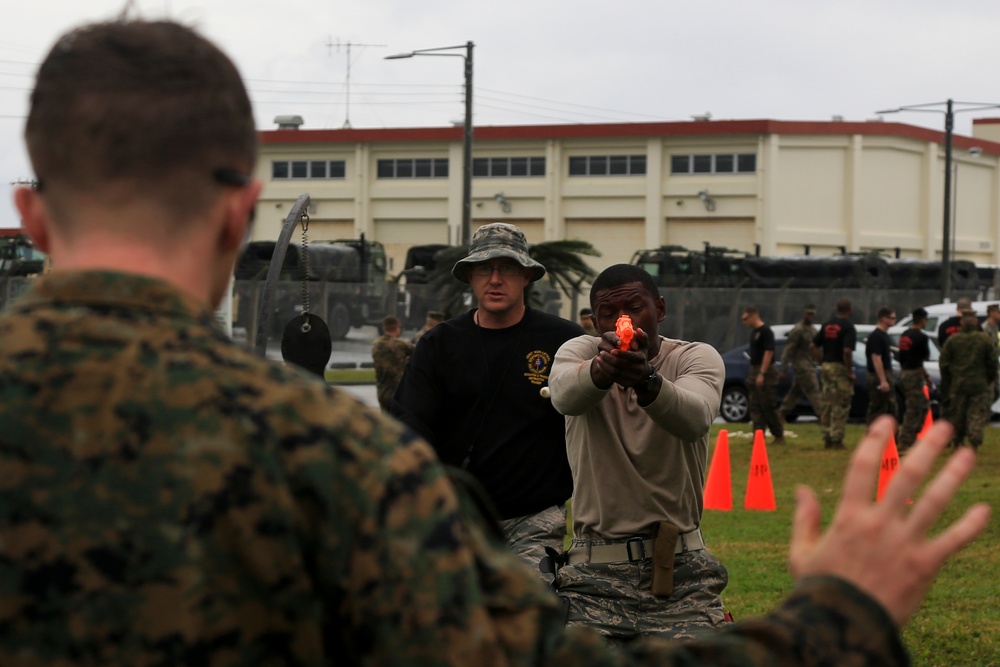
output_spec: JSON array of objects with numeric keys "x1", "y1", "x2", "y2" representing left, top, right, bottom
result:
[
  {"x1": 500, "y1": 504, "x2": 567, "y2": 584},
  {"x1": 778, "y1": 362, "x2": 823, "y2": 421},
  {"x1": 820, "y1": 363, "x2": 854, "y2": 445},
  {"x1": 897, "y1": 369, "x2": 929, "y2": 451},
  {"x1": 866, "y1": 373, "x2": 897, "y2": 424},
  {"x1": 946, "y1": 391, "x2": 993, "y2": 449},
  {"x1": 747, "y1": 365, "x2": 783, "y2": 437},
  {"x1": 555, "y1": 544, "x2": 729, "y2": 644}
]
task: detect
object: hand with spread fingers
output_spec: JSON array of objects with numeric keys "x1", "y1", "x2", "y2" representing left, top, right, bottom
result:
[{"x1": 789, "y1": 416, "x2": 991, "y2": 627}]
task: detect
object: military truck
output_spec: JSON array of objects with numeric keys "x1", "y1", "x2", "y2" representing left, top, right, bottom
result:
[
  {"x1": 234, "y1": 235, "x2": 390, "y2": 340},
  {"x1": 393, "y1": 243, "x2": 448, "y2": 329},
  {"x1": 0, "y1": 233, "x2": 46, "y2": 276}
]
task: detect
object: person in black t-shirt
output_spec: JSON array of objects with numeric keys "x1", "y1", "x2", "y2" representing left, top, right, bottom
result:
[
  {"x1": 742, "y1": 306, "x2": 784, "y2": 445},
  {"x1": 865, "y1": 307, "x2": 898, "y2": 424},
  {"x1": 392, "y1": 223, "x2": 584, "y2": 579},
  {"x1": 812, "y1": 298, "x2": 857, "y2": 449},
  {"x1": 897, "y1": 308, "x2": 932, "y2": 451},
  {"x1": 937, "y1": 297, "x2": 978, "y2": 348}
]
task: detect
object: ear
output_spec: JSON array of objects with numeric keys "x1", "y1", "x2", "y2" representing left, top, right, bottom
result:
[
  {"x1": 13, "y1": 186, "x2": 51, "y2": 253},
  {"x1": 220, "y1": 179, "x2": 262, "y2": 253},
  {"x1": 655, "y1": 296, "x2": 666, "y2": 323}
]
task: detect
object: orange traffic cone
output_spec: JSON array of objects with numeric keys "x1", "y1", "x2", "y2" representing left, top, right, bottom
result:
[
  {"x1": 917, "y1": 385, "x2": 933, "y2": 440},
  {"x1": 876, "y1": 433, "x2": 901, "y2": 502},
  {"x1": 704, "y1": 430, "x2": 732, "y2": 511},
  {"x1": 744, "y1": 429, "x2": 776, "y2": 511}
]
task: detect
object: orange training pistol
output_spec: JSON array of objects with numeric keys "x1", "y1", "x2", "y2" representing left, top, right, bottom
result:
[{"x1": 615, "y1": 314, "x2": 634, "y2": 351}]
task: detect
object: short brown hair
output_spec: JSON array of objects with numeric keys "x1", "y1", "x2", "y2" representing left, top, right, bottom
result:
[
  {"x1": 382, "y1": 316, "x2": 401, "y2": 331},
  {"x1": 25, "y1": 20, "x2": 257, "y2": 220}
]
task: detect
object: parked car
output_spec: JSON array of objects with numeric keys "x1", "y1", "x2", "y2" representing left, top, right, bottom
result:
[{"x1": 719, "y1": 325, "x2": 941, "y2": 423}]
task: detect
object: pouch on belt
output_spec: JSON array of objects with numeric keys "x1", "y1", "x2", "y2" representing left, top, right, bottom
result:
[{"x1": 651, "y1": 520, "x2": 679, "y2": 597}]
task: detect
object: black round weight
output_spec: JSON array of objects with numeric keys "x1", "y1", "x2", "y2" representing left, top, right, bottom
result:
[{"x1": 280, "y1": 314, "x2": 332, "y2": 378}]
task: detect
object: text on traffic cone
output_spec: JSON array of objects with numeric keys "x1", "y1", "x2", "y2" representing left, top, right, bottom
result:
[
  {"x1": 744, "y1": 429, "x2": 776, "y2": 511},
  {"x1": 877, "y1": 433, "x2": 901, "y2": 503}
]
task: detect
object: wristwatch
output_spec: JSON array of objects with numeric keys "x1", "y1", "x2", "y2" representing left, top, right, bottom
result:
[{"x1": 636, "y1": 364, "x2": 659, "y2": 392}]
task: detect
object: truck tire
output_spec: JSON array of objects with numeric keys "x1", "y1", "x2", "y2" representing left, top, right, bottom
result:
[{"x1": 328, "y1": 302, "x2": 351, "y2": 340}]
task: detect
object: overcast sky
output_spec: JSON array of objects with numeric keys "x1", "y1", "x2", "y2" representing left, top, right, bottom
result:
[{"x1": 3, "y1": 0, "x2": 1000, "y2": 229}]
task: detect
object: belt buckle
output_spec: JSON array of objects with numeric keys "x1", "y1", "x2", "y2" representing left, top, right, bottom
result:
[{"x1": 625, "y1": 536, "x2": 646, "y2": 562}]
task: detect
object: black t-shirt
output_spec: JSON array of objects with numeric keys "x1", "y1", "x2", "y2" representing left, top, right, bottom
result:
[
  {"x1": 392, "y1": 307, "x2": 583, "y2": 519},
  {"x1": 865, "y1": 328, "x2": 893, "y2": 374},
  {"x1": 749, "y1": 324, "x2": 775, "y2": 366},
  {"x1": 898, "y1": 327, "x2": 930, "y2": 370},
  {"x1": 938, "y1": 314, "x2": 980, "y2": 347},
  {"x1": 813, "y1": 317, "x2": 857, "y2": 364}
]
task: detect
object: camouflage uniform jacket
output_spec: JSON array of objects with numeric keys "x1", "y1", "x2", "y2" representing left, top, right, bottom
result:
[
  {"x1": 0, "y1": 271, "x2": 909, "y2": 666},
  {"x1": 371, "y1": 333, "x2": 414, "y2": 406},
  {"x1": 940, "y1": 323, "x2": 1000, "y2": 396},
  {"x1": 780, "y1": 320, "x2": 817, "y2": 371}
]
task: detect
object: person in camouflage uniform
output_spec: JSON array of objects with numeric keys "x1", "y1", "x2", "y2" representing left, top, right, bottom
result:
[
  {"x1": 371, "y1": 315, "x2": 414, "y2": 412},
  {"x1": 777, "y1": 304, "x2": 823, "y2": 423},
  {"x1": 897, "y1": 308, "x2": 933, "y2": 452},
  {"x1": 550, "y1": 265, "x2": 730, "y2": 642},
  {"x1": 0, "y1": 17, "x2": 989, "y2": 667},
  {"x1": 940, "y1": 309, "x2": 999, "y2": 450},
  {"x1": 812, "y1": 298, "x2": 857, "y2": 449}
]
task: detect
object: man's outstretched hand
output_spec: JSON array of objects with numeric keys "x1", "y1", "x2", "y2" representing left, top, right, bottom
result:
[{"x1": 789, "y1": 416, "x2": 990, "y2": 627}]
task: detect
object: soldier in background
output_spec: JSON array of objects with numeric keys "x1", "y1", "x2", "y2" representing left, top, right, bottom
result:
[
  {"x1": 982, "y1": 303, "x2": 1000, "y2": 347},
  {"x1": 411, "y1": 309, "x2": 445, "y2": 344},
  {"x1": 372, "y1": 315, "x2": 414, "y2": 412},
  {"x1": 897, "y1": 308, "x2": 932, "y2": 452},
  {"x1": 864, "y1": 307, "x2": 898, "y2": 424},
  {"x1": 940, "y1": 308, "x2": 999, "y2": 450},
  {"x1": 777, "y1": 304, "x2": 823, "y2": 424},
  {"x1": 742, "y1": 306, "x2": 785, "y2": 445},
  {"x1": 813, "y1": 298, "x2": 857, "y2": 450},
  {"x1": 579, "y1": 307, "x2": 599, "y2": 336},
  {"x1": 937, "y1": 296, "x2": 976, "y2": 348}
]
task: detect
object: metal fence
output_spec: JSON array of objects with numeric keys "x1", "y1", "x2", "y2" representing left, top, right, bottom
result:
[
  {"x1": 658, "y1": 286, "x2": 950, "y2": 352},
  {"x1": 0, "y1": 274, "x2": 973, "y2": 359}
]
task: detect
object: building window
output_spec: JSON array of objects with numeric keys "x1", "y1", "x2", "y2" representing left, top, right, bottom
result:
[
  {"x1": 271, "y1": 159, "x2": 347, "y2": 180},
  {"x1": 670, "y1": 153, "x2": 756, "y2": 174},
  {"x1": 472, "y1": 156, "x2": 545, "y2": 177},
  {"x1": 568, "y1": 155, "x2": 646, "y2": 176},
  {"x1": 376, "y1": 158, "x2": 449, "y2": 179}
]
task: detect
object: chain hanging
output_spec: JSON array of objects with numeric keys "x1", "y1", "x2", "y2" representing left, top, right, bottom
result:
[{"x1": 298, "y1": 214, "x2": 312, "y2": 333}]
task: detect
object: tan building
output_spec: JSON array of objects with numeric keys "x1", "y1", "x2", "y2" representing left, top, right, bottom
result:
[{"x1": 256, "y1": 117, "x2": 1000, "y2": 278}]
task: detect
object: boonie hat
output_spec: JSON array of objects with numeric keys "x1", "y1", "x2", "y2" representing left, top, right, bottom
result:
[{"x1": 452, "y1": 223, "x2": 546, "y2": 283}]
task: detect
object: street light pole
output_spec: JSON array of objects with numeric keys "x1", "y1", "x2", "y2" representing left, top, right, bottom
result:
[
  {"x1": 876, "y1": 99, "x2": 1000, "y2": 301},
  {"x1": 386, "y1": 41, "x2": 474, "y2": 246}
]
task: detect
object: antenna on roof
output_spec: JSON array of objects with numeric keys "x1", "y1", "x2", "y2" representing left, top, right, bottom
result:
[{"x1": 327, "y1": 37, "x2": 385, "y2": 129}]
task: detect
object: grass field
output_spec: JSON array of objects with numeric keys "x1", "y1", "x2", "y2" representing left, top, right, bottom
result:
[{"x1": 702, "y1": 421, "x2": 999, "y2": 666}]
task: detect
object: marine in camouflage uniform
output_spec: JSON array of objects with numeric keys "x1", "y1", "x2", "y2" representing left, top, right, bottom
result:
[
  {"x1": 939, "y1": 311, "x2": 999, "y2": 449},
  {"x1": 896, "y1": 311, "x2": 932, "y2": 452},
  {"x1": 371, "y1": 316, "x2": 414, "y2": 412},
  {"x1": 812, "y1": 300, "x2": 857, "y2": 449},
  {"x1": 777, "y1": 307, "x2": 823, "y2": 423}
]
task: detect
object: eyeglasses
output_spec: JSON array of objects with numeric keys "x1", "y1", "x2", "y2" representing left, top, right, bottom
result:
[{"x1": 471, "y1": 263, "x2": 524, "y2": 277}]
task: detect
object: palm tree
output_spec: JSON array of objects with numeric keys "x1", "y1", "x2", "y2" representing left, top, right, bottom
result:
[{"x1": 423, "y1": 239, "x2": 601, "y2": 318}]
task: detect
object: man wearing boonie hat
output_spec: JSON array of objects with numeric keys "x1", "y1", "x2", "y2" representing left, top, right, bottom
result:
[
  {"x1": 777, "y1": 303, "x2": 822, "y2": 424},
  {"x1": 392, "y1": 223, "x2": 584, "y2": 577}
]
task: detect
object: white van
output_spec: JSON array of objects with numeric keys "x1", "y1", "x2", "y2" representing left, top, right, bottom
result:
[{"x1": 893, "y1": 301, "x2": 996, "y2": 338}]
